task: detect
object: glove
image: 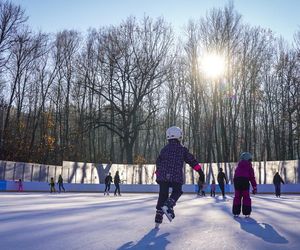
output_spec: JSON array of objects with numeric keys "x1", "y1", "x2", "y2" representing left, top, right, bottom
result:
[
  {"x1": 193, "y1": 164, "x2": 201, "y2": 171},
  {"x1": 252, "y1": 187, "x2": 257, "y2": 195}
]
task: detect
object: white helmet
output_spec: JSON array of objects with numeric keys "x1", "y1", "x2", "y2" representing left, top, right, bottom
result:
[
  {"x1": 240, "y1": 152, "x2": 253, "y2": 161},
  {"x1": 166, "y1": 126, "x2": 182, "y2": 140}
]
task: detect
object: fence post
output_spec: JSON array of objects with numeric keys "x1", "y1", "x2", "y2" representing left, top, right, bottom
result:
[
  {"x1": 31, "y1": 165, "x2": 34, "y2": 181},
  {"x1": 90, "y1": 166, "x2": 93, "y2": 184},
  {"x1": 54, "y1": 166, "x2": 57, "y2": 181},
  {"x1": 47, "y1": 166, "x2": 49, "y2": 182},
  {"x1": 13, "y1": 162, "x2": 16, "y2": 180},
  {"x1": 68, "y1": 168, "x2": 70, "y2": 183},
  {"x1": 3, "y1": 162, "x2": 6, "y2": 180},
  {"x1": 22, "y1": 163, "x2": 25, "y2": 181},
  {"x1": 39, "y1": 165, "x2": 42, "y2": 182}
]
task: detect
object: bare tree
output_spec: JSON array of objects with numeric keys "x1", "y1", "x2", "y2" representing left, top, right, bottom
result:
[
  {"x1": 0, "y1": 0, "x2": 27, "y2": 157},
  {"x1": 2, "y1": 28, "x2": 47, "y2": 160},
  {"x1": 85, "y1": 17, "x2": 174, "y2": 163}
]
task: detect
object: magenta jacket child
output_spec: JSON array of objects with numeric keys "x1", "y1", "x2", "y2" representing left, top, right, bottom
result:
[
  {"x1": 210, "y1": 180, "x2": 216, "y2": 197},
  {"x1": 232, "y1": 152, "x2": 257, "y2": 217}
]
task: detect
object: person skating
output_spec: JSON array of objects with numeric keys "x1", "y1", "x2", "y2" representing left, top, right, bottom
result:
[
  {"x1": 114, "y1": 171, "x2": 121, "y2": 196},
  {"x1": 104, "y1": 172, "x2": 113, "y2": 195},
  {"x1": 16, "y1": 179, "x2": 23, "y2": 192},
  {"x1": 197, "y1": 173, "x2": 206, "y2": 196},
  {"x1": 57, "y1": 174, "x2": 65, "y2": 192},
  {"x1": 155, "y1": 126, "x2": 204, "y2": 228},
  {"x1": 273, "y1": 172, "x2": 284, "y2": 197},
  {"x1": 232, "y1": 152, "x2": 257, "y2": 217},
  {"x1": 210, "y1": 180, "x2": 216, "y2": 197},
  {"x1": 49, "y1": 177, "x2": 56, "y2": 193},
  {"x1": 217, "y1": 168, "x2": 228, "y2": 198}
]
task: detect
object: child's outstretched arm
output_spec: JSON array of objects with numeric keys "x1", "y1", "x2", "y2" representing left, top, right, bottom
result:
[{"x1": 183, "y1": 148, "x2": 205, "y2": 180}]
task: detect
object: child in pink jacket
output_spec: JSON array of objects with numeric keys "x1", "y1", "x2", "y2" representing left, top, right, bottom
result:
[{"x1": 232, "y1": 152, "x2": 257, "y2": 217}]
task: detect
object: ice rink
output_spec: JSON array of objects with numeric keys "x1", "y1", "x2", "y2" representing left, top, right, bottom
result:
[{"x1": 1, "y1": 192, "x2": 299, "y2": 250}]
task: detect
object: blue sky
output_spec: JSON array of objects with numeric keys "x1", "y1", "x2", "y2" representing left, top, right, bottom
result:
[{"x1": 10, "y1": 0, "x2": 300, "y2": 42}]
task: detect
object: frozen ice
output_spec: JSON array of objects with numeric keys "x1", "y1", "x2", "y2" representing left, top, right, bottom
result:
[{"x1": 0, "y1": 193, "x2": 299, "y2": 250}]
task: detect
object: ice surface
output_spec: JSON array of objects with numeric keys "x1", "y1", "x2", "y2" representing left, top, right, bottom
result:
[{"x1": 0, "y1": 192, "x2": 299, "y2": 250}]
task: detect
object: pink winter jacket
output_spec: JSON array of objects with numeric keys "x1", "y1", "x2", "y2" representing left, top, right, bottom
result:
[{"x1": 234, "y1": 160, "x2": 257, "y2": 189}]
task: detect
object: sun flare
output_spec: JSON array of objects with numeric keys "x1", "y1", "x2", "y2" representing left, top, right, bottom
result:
[{"x1": 201, "y1": 53, "x2": 226, "y2": 79}]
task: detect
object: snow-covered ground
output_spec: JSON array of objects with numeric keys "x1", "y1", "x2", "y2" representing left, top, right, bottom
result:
[{"x1": 1, "y1": 192, "x2": 299, "y2": 250}]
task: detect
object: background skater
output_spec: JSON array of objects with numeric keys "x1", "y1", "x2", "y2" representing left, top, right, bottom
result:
[
  {"x1": 217, "y1": 168, "x2": 228, "y2": 198},
  {"x1": 104, "y1": 172, "x2": 113, "y2": 195}
]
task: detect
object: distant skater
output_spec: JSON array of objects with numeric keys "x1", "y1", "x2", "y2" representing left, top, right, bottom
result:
[
  {"x1": 57, "y1": 174, "x2": 65, "y2": 192},
  {"x1": 104, "y1": 172, "x2": 113, "y2": 195},
  {"x1": 16, "y1": 179, "x2": 23, "y2": 192},
  {"x1": 210, "y1": 180, "x2": 216, "y2": 197},
  {"x1": 155, "y1": 126, "x2": 204, "y2": 228},
  {"x1": 273, "y1": 172, "x2": 284, "y2": 197},
  {"x1": 114, "y1": 171, "x2": 121, "y2": 196},
  {"x1": 217, "y1": 168, "x2": 228, "y2": 198},
  {"x1": 197, "y1": 174, "x2": 205, "y2": 196},
  {"x1": 232, "y1": 152, "x2": 257, "y2": 217},
  {"x1": 49, "y1": 177, "x2": 56, "y2": 193}
]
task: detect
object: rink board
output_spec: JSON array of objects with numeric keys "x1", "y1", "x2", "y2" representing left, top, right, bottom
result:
[{"x1": 1, "y1": 180, "x2": 300, "y2": 193}]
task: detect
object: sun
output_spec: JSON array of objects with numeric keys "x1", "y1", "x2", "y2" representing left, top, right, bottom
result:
[{"x1": 201, "y1": 53, "x2": 226, "y2": 79}]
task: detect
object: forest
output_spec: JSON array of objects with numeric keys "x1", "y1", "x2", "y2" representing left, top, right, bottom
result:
[{"x1": 0, "y1": 1, "x2": 299, "y2": 165}]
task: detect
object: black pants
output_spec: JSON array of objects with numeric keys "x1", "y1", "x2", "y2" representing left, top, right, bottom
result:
[
  {"x1": 114, "y1": 183, "x2": 120, "y2": 195},
  {"x1": 274, "y1": 184, "x2": 281, "y2": 197},
  {"x1": 105, "y1": 183, "x2": 111, "y2": 192},
  {"x1": 58, "y1": 183, "x2": 65, "y2": 192},
  {"x1": 197, "y1": 184, "x2": 205, "y2": 195},
  {"x1": 50, "y1": 184, "x2": 56, "y2": 193},
  {"x1": 219, "y1": 183, "x2": 225, "y2": 197},
  {"x1": 156, "y1": 181, "x2": 183, "y2": 210}
]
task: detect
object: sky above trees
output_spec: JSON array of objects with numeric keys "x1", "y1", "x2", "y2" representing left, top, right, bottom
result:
[{"x1": 9, "y1": 0, "x2": 300, "y2": 43}]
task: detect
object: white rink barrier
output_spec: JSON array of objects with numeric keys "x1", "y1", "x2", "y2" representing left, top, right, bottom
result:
[
  {"x1": 1, "y1": 180, "x2": 300, "y2": 193},
  {"x1": 1, "y1": 159, "x2": 300, "y2": 185}
]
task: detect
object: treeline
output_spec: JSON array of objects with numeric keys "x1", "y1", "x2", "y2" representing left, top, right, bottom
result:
[{"x1": 0, "y1": 1, "x2": 299, "y2": 164}]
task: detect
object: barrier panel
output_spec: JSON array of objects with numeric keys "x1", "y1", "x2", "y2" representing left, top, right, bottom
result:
[
  {"x1": 1, "y1": 159, "x2": 299, "y2": 184},
  {"x1": 0, "y1": 181, "x2": 6, "y2": 191},
  {"x1": 1, "y1": 180, "x2": 300, "y2": 194}
]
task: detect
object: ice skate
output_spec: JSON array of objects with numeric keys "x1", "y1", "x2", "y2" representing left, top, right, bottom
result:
[
  {"x1": 233, "y1": 214, "x2": 239, "y2": 218},
  {"x1": 155, "y1": 222, "x2": 160, "y2": 229},
  {"x1": 162, "y1": 205, "x2": 175, "y2": 222},
  {"x1": 162, "y1": 198, "x2": 176, "y2": 222},
  {"x1": 245, "y1": 215, "x2": 250, "y2": 218}
]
